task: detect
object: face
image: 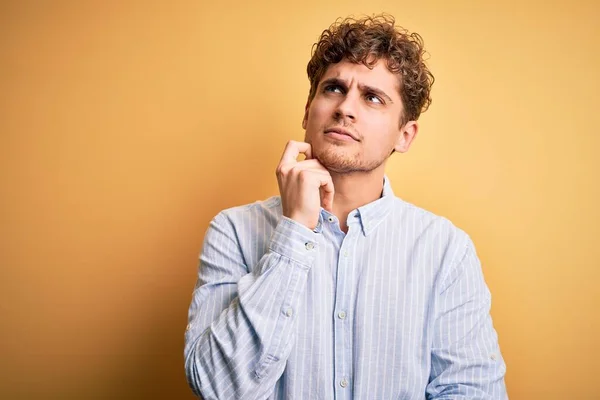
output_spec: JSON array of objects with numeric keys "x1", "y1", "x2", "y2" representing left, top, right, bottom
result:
[{"x1": 302, "y1": 59, "x2": 418, "y2": 174}]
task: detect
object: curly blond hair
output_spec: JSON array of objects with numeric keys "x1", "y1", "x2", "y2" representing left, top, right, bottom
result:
[{"x1": 307, "y1": 14, "x2": 434, "y2": 125}]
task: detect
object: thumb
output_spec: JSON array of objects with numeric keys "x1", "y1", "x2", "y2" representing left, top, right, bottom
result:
[{"x1": 319, "y1": 185, "x2": 334, "y2": 212}]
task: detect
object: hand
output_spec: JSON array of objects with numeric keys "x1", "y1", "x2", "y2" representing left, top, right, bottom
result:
[{"x1": 276, "y1": 140, "x2": 334, "y2": 230}]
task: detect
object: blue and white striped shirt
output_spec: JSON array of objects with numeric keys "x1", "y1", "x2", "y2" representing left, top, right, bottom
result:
[{"x1": 184, "y1": 176, "x2": 507, "y2": 399}]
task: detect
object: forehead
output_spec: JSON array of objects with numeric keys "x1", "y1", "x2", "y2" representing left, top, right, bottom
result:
[{"x1": 320, "y1": 59, "x2": 401, "y2": 97}]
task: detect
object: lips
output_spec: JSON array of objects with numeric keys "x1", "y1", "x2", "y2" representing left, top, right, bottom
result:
[{"x1": 324, "y1": 127, "x2": 359, "y2": 141}]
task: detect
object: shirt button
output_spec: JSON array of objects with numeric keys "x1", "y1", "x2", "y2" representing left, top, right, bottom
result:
[
  {"x1": 338, "y1": 311, "x2": 346, "y2": 320},
  {"x1": 185, "y1": 323, "x2": 191, "y2": 331},
  {"x1": 284, "y1": 308, "x2": 293, "y2": 317},
  {"x1": 328, "y1": 216, "x2": 335, "y2": 222},
  {"x1": 340, "y1": 378, "x2": 348, "y2": 388},
  {"x1": 343, "y1": 251, "x2": 348, "y2": 258},
  {"x1": 305, "y1": 242, "x2": 315, "y2": 250}
]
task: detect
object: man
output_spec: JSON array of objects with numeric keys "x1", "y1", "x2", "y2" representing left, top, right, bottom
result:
[{"x1": 184, "y1": 14, "x2": 507, "y2": 399}]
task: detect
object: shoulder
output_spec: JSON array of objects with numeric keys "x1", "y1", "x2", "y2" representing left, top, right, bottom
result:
[
  {"x1": 212, "y1": 195, "x2": 283, "y2": 228},
  {"x1": 391, "y1": 197, "x2": 468, "y2": 236},
  {"x1": 390, "y1": 196, "x2": 474, "y2": 254},
  {"x1": 389, "y1": 197, "x2": 481, "y2": 290}
]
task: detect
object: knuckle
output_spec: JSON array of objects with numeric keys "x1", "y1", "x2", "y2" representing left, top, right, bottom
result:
[
  {"x1": 277, "y1": 164, "x2": 290, "y2": 176},
  {"x1": 297, "y1": 169, "x2": 310, "y2": 181},
  {"x1": 290, "y1": 164, "x2": 303, "y2": 174}
]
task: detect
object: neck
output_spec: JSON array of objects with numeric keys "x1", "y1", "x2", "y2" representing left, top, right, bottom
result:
[{"x1": 330, "y1": 168, "x2": 385, "y2": 232}]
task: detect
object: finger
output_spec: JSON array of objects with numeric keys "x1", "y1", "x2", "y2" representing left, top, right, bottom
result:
[
  {"x1": 279, "y1": 140, "x2": 312, "y2": 165},
  {"x1": 294, "y1": 159, "x2": 329, "y2": 172},
  {"x1": 290, "y1": 165, "x2": 332, "y2": 180},
  {"x1": 297, "y1": 157, "x2": 330, "y2": 174},
  {"x1": 319, "y1": 177, "x2": 335, "y2": 212},
  {"x1": 278, "y1": 160, "x2": 327, "y2": 177}
]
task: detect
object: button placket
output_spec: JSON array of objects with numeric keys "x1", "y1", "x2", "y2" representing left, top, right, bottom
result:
[{"x1": 334, "y1": 234, "x2": 353, "y2": 397}]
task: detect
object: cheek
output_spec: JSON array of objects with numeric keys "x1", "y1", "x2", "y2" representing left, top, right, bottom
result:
[
  {"x1": 308, "y1": 104, "x2": 329, "y2": 126},
  {"x1": 363, "y1": 119, "x2": 399, "y2": 154},
  {"x1": 305, "y1": 106, "x2": 323, "y2": 138}
]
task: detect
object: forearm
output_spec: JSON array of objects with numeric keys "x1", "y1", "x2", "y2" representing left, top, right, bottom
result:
[
  {"x1": 185, "y1": 216, "x2": 318, "y2": 399},
  {"x1": 427, "y1": 235, "x2": 507, "y2": 399}
]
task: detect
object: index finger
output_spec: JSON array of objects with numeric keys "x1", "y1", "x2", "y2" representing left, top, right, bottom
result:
[{"x1": 279, "y1": 140, "x2": 312, "y2": 165}]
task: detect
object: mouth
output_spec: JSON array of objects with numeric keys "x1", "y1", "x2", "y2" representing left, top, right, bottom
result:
[{"x1": 324, "y1": 127, "x2": 359, "y2": 142}]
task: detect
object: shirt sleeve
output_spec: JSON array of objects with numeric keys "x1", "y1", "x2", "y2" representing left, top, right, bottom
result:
[
  {"x1": 426, "y1": 235, "x2": 508, "y2": 399},
  {"x1": 184, "y1": 212, "x2": 319, "y2": 400}
]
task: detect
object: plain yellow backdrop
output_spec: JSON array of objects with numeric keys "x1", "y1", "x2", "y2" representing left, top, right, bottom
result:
[{"x1": 1, "y1": 1, "x2": 599, "y2": 398}]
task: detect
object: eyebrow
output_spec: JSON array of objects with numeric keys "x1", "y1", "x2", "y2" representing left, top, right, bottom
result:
[{"x1": 320, "y1": 77, "x2": 395, "y2": 104}]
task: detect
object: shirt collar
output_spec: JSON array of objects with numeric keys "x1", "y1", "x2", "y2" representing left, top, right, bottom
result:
[
  {"x1": 316, "y1": 175, "x2": 395, "y2": 236},
  {"x1": 353, "y1": 174, "x2": 395, "y2": 236}
]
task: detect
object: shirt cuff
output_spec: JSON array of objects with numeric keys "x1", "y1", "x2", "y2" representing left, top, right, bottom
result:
[{"x1": 269, "y1": 216, "x2": 319, "y2": 268}]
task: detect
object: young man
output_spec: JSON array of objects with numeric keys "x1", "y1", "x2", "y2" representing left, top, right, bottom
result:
[{"x1": 185, "y1": 15, "x2": 507, "y2": 399}]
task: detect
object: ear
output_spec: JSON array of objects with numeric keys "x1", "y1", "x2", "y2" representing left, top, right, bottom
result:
[
  {"x1": 302, "y1": 98, "x2": 311, "y2": 130},
  {"x1": 394, "y1": 121, "x2": 419, "y2": 153}
]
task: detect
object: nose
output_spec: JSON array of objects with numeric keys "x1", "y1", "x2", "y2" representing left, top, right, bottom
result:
[{"x1": 334, "y1": 92, "x2": 358, "y2": 122}]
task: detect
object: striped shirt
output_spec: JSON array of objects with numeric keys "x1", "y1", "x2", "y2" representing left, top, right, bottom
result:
[{"x1": 184, "y1": 176, "x2": 507, "y2": 399}]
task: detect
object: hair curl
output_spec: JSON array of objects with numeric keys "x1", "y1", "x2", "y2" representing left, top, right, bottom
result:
[{"x1": 307, "y1": 14, "x2": 434, "y2": 124}]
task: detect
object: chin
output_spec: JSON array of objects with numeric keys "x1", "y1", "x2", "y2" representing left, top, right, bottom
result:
[{"x1": 315, "y1": 150, "x2": 382, "y2": 174}]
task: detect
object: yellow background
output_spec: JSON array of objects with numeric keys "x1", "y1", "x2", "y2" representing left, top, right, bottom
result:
[{"x1": 1, "y1": 1, "x2": 598, "y2": 398}]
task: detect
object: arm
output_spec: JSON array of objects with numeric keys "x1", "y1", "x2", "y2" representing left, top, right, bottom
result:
[
  {"x1": 184, "y1": 212, "x2": 319, "y2": 400},
  {"x1": 426, "y1": 236, "x2": 508, "y2": 399}
]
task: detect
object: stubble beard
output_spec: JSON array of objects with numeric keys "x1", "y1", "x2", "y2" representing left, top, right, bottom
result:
[{"x1": 311, "y1": 141, "x2": 388, "y2": 174}]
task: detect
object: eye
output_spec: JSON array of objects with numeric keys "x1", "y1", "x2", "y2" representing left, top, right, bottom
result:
[
  {"x1": 324, "y1": 85, "x2": 343, "y2": 94},
  {"x1": 366, "y1": 94, "x2": 383, "y2": 104}
]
